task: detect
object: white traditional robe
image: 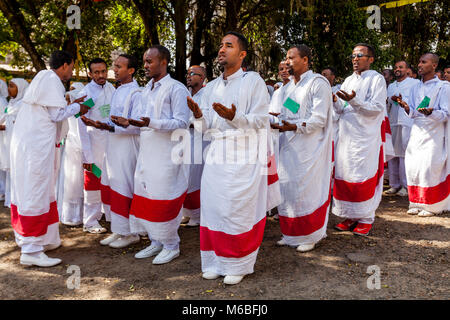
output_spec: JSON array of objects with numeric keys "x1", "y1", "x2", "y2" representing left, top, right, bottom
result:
[
  {"x1": 195, "y1": 69, "x2": 280, "y2": 276},
  {"x1": 129, "y1": 74, "x2": 190, "y2": 248},
  {"x1": 182, "y1": 87, "x2": 206, "y2": 223},
  {"x1": 0, "y1": 79, "x2": 7, "y2": 98},
  {"x1": 404, "y1": 77, "x2": 450, "y2": 213},
  {"x1": 78, "y1": 80, "x2": 115, "y2": 227},
  {"x1": 276, "y1": 70, "x2": 333, "y2": 246},
  {"x1": 332, "y1": 70, "x2": 387, "y2": 224},
  {"x1": 0, "y1": 78, "x2": 29, "y2": 208},
  {"x1": 386, "y1": 77, "x2": 420, "y2": 188},
  {"x1": 0, "y1": 96, "x2": 7, "y2": 198},
  {"x1": 269, "y1": 81, "x2": 290, "y2": 168},
  {"x1": 100, "y1": 80, "x2": 141, "y2": 236},
  {"x1": 60, "y1": 83, "x2": 85, "y2": 225},
  {"x1": 10, "y1": 70, "x2": 80, "y2": 253}
]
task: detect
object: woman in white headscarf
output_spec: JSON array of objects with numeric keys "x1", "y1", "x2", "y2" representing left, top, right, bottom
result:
[
  {"x1": 59, "y1": 82, "x2": 85, "y2": 225},
  {"x1": 0, "y1": 78, "x2": 30, "y2": 207}
]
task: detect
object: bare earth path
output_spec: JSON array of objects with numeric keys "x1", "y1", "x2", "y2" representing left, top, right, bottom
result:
[{"x1": 0, "y1": 195, "x2": 448, "y2": 300}]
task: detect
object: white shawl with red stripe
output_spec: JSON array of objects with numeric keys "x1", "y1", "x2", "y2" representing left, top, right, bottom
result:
[
  {"x1": 405, "y1": 78, "x2": 450, "y2": 213},
  {"x1": 276, "y1": 71, "x2": 333, "y2": 246},
  {"x1": 332, "y1": 70, "x2": 387, "y2": 221}
]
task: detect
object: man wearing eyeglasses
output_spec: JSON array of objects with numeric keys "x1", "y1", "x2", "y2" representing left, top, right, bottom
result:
[
  {"x1": 181, "y1": 65, "x2": 207, "y2": 227},
  {"x1": 332, "y1": 43, "x2": 387, "y2": 237}
]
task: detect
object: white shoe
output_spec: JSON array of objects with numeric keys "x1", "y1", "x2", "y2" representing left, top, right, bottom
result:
[
  {"x1": 407, "y1": 208, "x2": 421, "y2": 215},
  {"x1": 109, "y1": 235, "x2": 140, "y2": 248},
  {"x1": 296, "y1": 243, "x2": 315, "y2": 252},
  {"x1": 152, "y1": 248, "x2": 180, "y2": 264},
  {"x1": 384, "y1": 187, "x2": 400, "y2": 195},
  {"x1": 397, "y1": 187, "x2": 408, "y2": 197},
  {"x1": 186, "y1": 219, "x2": 200, "y2": 227},
  {"x1": 202, "y1": 272, "x2": 220, "y2": 280},
  {"x1": 100, "y1": 233, "x2": 121, "y2": 246},
  {"x1": 276, "y1": 238, "x2": 288, "y2": 246},
  {"x1": 20, "y1": 252, "x2": 62, "y2": 267},
  {"x1": 224, "y1": 275, "x2": 245, "y2": 285},
  {"x1": 134, "y1": 243, "x2": 163, "y2": 259},
  {"x1": 43, "y1": 243, "x2": 61, "y2": 252},
  {"x1": 418, "y1": 210, "x2": 434, "y2": 217},
  {"x1": 83, "y1": 223, "x2": 107, "y2": 234}
]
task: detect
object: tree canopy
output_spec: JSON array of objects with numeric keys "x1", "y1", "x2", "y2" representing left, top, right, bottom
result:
[{"x1": 0, "y1": 0, "x2": 448, "y2": 83}]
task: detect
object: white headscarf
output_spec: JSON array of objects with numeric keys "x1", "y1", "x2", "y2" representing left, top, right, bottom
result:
[
  {"x1": 66, "y1": 82, "x2": 84, "y2": 103},
  {"x1": 8, "y1": 78, "x2": 29, "y2": 106},
  {"x1": 0, "y1": 79, "x2": 8, "y2": 98}
]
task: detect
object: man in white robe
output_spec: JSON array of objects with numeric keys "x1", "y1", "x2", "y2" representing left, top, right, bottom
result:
[
  {"x1": 0, "y1": 79, "x2": 8, "y2": 202},
  {"x1": 0, "y1": 78, "x2": 29, "y2": 208},
  {"x1": 393, "y1": 53, "x2": 450, "y2": 216},
  {"x1": 187, "y1": 32, "x2": 280, "y2": 285},
  {"x1": 181, "y1": 65, "x2": 206, "y2": 227},
  {"x1": 60, "y1": 82, "x2": 85, "y2": 226},
  {"x1": 332, "y1": 43, "x2": 387, "y2": 237},
  {"x1": 82, "y1": 54, "x2": 142, "y2": 248},
  {"x1": 10, "y1": 50, "x2": 89, "y2": 267},
  {"x1": 271, "y1": 45, "x2": 333, "y2": 252},
  {"x1": 126, "y1": 45, "x2": 190, "y2": 265},
  {"x1": 384, "y1": 61, "x2": 419, "y2": 197},
  {"x1": 78, "y1": 58, "x2": 115, "y2": 233}
]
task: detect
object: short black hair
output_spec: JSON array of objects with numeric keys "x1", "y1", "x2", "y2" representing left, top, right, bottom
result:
[
  {"x1": 292, "y1": 44, "x2": 312, "y2": 65},
  {"x1": 395, "y1": 60, "x2": 411, "y2": 69},
  {"x1": 148, "y1": 45, "x2": 171, "y2": 65},
  {"x1": 383, "y1": 68, "x2": 394, "y2": 77},
  {"x1": 88, "y1": 58, "x2": 107, "y2": 72},
  {"x1": 224, "y1": 31, "x2": 248, "y2": 52},
  {"x1": 49, "y1": 50, "x2": 74, "y2": 69},
  {"x1": 354, "y1": 43, "x2": 375, "y2": 58},
  {"x1": 322, "y1": 66, "x2": 337, "y2": 76},
  {"x1": 118, "y1": 54, "x2": 139, "y2": 76}
]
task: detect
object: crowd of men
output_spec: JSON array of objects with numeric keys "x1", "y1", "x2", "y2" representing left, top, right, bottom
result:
[{"x1": 0, "y1": 31, "x2": 448, "y2": 286}]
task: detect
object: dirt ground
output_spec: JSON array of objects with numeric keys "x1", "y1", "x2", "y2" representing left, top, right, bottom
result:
[{"x1": 0, "y1": 192, "x2": 448, "y2": 300}]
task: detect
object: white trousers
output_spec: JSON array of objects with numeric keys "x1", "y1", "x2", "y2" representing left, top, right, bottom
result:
[{"x1": 388, "y1": 157, "x2": 407, "y2": 188}]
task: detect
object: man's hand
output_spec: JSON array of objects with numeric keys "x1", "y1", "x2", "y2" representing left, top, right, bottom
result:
[
  {"x1": 79, "y1": 103, "x2": 90, "y2": 116},
  {"x1": 270, "y1": 120, "x2": 297, "y2": 132},
  {"x1": 0, "y1": 125, "x2": 5, "y2": 131},
  {"x1": 332, "y1": 94, "x2": 337, "y2": 103},
  {"x1": 336, "y1": 90, "x2": 356, "y2": 102},
  {"x1": 391, "y1": 94, "x2": 410, "y2": 114},
  {"x1": 111, "y1": 115, "x2": 130, "y2": 128},
  {"x1": 128, "y1": 117, "x2": 150, "y2": 127},
  {"x1": 187, "y1": 96, "x2": 203, "y2": 119},
  {"x1": 83, "y1": 163, "x2": 93, "y2": 171},
  {"x1": 81, "y1": 116, "x2": 101, "y2": 129},
  {"x1": 212, "y1": 102, "x2": 236, "y2": 121},
  {"x1": 269, "y1": 112, "x2": 280, "y2": 117},
  {"x1": 418, "y1": 107, "x2": 433, "y2": 116},
  {"x1": 72, "y1": 95, "x2": 87, "y2": 105}
]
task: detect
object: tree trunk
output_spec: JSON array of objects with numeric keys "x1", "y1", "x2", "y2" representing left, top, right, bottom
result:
[
  {"x1": 132, "y1": 0, "x2": 160, "y2": 46},
  {"x1": 0, "y1": 0, "x2": 46, "y2": 71},
  {"x1": 172, "y1": 0, "x2": 187, "y2": 83}
]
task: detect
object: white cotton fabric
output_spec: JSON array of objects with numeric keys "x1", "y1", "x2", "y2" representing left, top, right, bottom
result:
[
  {"x1": 332, "y1": 70, "x2": 387, "y2": 222},
  {"x1": 276, "y1": 70, "x2": 333, "y2": 246}
]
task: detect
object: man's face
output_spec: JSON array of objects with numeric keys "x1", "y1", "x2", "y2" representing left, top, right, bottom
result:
[
  {"x1": 444, "y1": 68, "x2": 450, "y2": 82},
  {"x1": 143, "y1": 49, "x2": 164, "y2": 79},
  {"x1": 7, "y1": 81, "x2": 18, "y2": 99},
  {"x1": 321, "y1": 69, "x2": 335, "y2": 86},
  {"x1": 186, "y1": 66, "x2": 204, "y2": 88},
  {"x1": 417, "y1": 54, "x2": 436, "y2": 77},
  {"x1": 285, "y1": 48, "x2": 307, "y2": 76},
  {"x1": 113, "y1": 56, "x2": 132, "y2": 83},
  {"x1": 352, "y1": 46, "x2": 373, "y2": 73},
  {"x1": 89, "y1": 62, "x2": 107, "y2": 86},
  {"x1": 61, "y1": 61, "x2": 75, "y2": 82},
  {"x1": 218, "y1": 34, "x2": 245, "y2": 67},
  {"x1": 394, "y1": 61, "x2": 408, "y2": 79},
  {"x1": 278, "y1": 62, "x2": 290, "y2": 82}
]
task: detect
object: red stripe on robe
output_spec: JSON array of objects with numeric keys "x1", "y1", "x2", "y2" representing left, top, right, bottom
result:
[
  {"x1": 84, "y1": 171, "x2": 101, "y2": 191},
  {"x1": 11, "y1": 201, "x2": 59, "y2": 237},
  {"x1": 109, "y1": 188, "x2": 133, "y2": 219},
  {"x1": 408, "y1": 174, "x2": 450, "y2": 205},
  {"x1": 200, "y1": 217, "x2": 266, "y2": 258},
  {"x1": 279, "y1": 187, "x2": 331, "y2": 237},
  {"x1": 130, "y1": 191, "x2": 187, "y2": 223},
  {"x1": 100, "y1": 184, "x2": 111, "y2": 205},
  {"x1": 183, "y1": 189, "x2": 200, "y2": 210},
  {"x1": 267, "y1": 156, "x2": 279, "y2": 185},
  {"x1": 333, "y1": 146, "x2": 384, "y2": 202}
]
